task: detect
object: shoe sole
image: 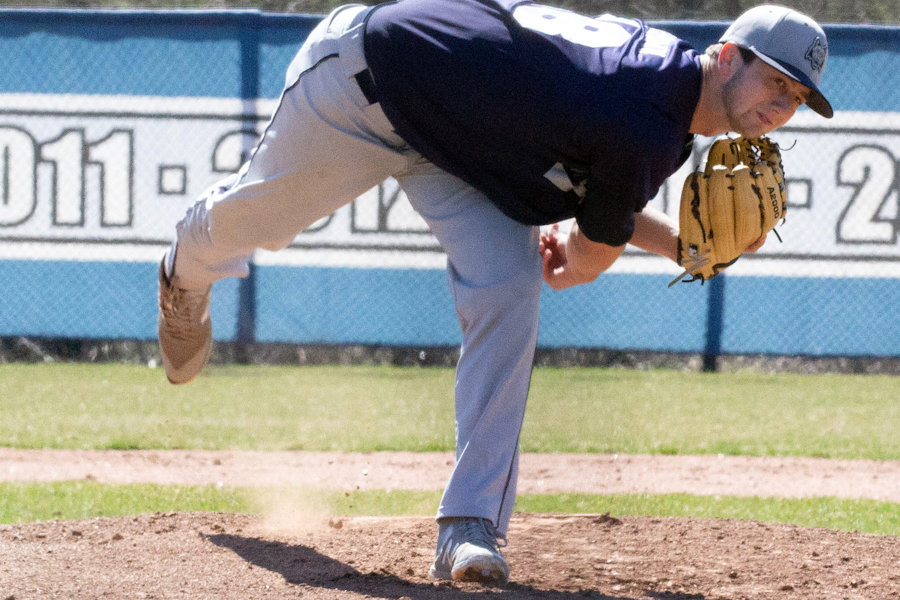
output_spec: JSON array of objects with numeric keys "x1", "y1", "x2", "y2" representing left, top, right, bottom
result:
[
  {"x1": 165, "y1": 370, "x2": 203, "y2": 386},
  {"x1": 453, "y1": 564, "x2": 507, "y2": 584},
  {"x1": 429, "y1": 567, "x2": 507, "y2": 585},
  {"x1": 159, "y1": 324, "x2": 212, "y2": 385},
  {"x1": 432, "y1": 556, "x2": 508, "y2": 584},
  {"x1": 161, "y1": 333, "x2": 212, "y2": 385}
]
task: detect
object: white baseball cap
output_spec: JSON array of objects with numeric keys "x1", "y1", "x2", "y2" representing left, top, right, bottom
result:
[{"x1": 720, "y1": 4, "x2": 833, "y2": 118}]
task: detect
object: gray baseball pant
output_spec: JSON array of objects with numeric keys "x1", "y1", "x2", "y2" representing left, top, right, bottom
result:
[{"x1": 170, "y1": 4, "x2": 542, "y2": 535}]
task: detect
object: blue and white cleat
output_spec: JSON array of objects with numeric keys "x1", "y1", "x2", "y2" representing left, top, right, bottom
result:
[{"x1": 429, "y1": 517, "x2": 509, "y2": 584}]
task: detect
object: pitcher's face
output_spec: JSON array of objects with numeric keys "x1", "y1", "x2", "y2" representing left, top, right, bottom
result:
[{"x1": 722, "y1": 57, "x2": 810, "y2": 137}]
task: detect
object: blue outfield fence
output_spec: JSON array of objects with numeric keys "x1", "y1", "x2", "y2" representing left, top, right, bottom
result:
[{"x1": 0, "y1": 9, "x2": 898, "y2": 359}]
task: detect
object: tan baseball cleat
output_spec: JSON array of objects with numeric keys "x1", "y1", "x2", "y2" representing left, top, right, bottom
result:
[{"x1": 157, "y1": 257, "x2": 212, "y2": 385}]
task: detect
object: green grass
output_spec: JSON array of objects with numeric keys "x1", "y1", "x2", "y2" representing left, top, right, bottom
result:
[
  {"x1": 1, "y1": 363, "x2": 898, "y2": 459},
  {"x1": 516, "y1": 493, "x2": 900, "y2": 536},
  {"x1": 2, "y1": 482, "x2": 897, "y2": 536},
  {"x1": 0, "y1": 481, "x2": 249, "y2": 523},
  {"x1": 526, "y1": 368, "x2": 900, "y2": 459},
  {"x1": 0, "y1": 363, "x2": 456, "y2": 452},
  {"x1": 2, "y1": 363, "x2": 898, "y2": 533}
]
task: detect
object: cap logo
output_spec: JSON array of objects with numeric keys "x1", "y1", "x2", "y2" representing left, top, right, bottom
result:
[{"x1": 804, "y1": 36, "x2": 827, "y2": 73}]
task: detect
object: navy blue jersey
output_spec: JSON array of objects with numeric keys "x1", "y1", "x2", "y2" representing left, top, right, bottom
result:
[{"x1": 363, "y1": 0, "x2": 701, "y2": 245}]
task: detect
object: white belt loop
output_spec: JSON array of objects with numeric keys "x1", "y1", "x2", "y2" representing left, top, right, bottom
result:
[{"x1": 337, "y1": 7, "x2": 371, "y2": 80}]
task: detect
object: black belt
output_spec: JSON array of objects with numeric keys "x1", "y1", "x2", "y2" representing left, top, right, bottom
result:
[{"x1": 353, "y1": 68, "x2": 378, "y2": 105}]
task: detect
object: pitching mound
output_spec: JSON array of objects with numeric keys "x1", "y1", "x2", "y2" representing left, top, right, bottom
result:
[{"x1": 2, "y1": 511, "x2": 899, "y2": 599}]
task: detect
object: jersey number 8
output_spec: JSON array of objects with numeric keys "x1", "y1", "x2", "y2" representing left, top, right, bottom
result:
[{"x1": 512, "y1": 4, "x2": 633, "y2": 49}]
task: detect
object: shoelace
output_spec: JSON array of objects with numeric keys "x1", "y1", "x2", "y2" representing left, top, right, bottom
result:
[
  {"x1": 160, "y1": 285, "x2": 208, "y2": 342},
  {"x1": 457, "y1": 518, "x2": 507, "y2": 552},
  {"x1": 492, "y1": 524, "x2": 509, "y2": 549}
]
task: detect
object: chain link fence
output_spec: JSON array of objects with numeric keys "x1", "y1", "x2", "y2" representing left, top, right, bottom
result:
[
  {"x1": 0, "y1": 5, "x2": 897, "y2": 369},
  {"x1": 3, "y1": 0, "x2": 897, "y2": 23}
]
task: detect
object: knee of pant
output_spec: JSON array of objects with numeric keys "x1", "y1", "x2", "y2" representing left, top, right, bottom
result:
[{"x1": 451, "y1": 272, "x2": 542, "y2": 333}]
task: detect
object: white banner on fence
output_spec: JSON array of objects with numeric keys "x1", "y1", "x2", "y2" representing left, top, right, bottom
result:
[{"x1": 0, "y1": 93, "x2": 898, "y2": 276}]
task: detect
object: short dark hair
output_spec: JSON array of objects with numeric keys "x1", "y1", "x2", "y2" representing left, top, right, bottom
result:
[{"x1": 705, "y1": 43, "x2": 757, "y2": 64}]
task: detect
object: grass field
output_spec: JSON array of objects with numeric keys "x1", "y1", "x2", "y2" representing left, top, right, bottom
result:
[
  {"x1": 3, "y1": 482, "x2": 899, "y2": 535},
  {"x1": 2, "y1": 363, "x2": 899, "y2": 458},
  {"x1": 1, "y1": 363, "x2": 898, "y2": 533}
]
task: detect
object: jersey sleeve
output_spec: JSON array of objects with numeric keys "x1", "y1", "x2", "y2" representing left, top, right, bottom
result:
[
  {"x1": 574, "y1": 177, "x2": 641, "y2": 246},
  {"x1": 573, "y1": 144, "x2": 658, "y2": 246},
  {"x1": 574, "y1": 113, "x2": 692, "y2": 246}
]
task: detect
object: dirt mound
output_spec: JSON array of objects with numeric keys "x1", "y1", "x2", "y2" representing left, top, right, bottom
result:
[
  {"x1": 2, "y1": 451, "x2": 899, "y2": 598},
  {"x1": 2, "y1": 511, "x2": 899, "y2": 599}
]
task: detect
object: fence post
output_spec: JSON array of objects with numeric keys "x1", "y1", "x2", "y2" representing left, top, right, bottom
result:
[
  {"x1": 703, "y1": 274, "x2": 726, "y2": 372},
  {"x1": 235, "y1": 14, "x2": 261, "y2": 357}
]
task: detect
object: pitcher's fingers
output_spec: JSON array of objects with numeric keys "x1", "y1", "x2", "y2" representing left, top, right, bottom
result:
[{"x1": 745, "y1": 235, "x2": 766, "y2": 253}]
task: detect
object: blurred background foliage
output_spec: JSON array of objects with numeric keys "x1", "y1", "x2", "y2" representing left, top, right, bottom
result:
[{"x1": 1, "y1": 0, "x2": 897, "y2": 23}]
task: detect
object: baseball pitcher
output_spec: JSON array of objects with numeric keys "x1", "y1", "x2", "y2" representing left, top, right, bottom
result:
[{"x1": 157, "y1": 0, "x2": 832, "y2": 584}]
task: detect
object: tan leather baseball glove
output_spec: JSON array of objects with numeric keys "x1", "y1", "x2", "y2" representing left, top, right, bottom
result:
[{"x1": 670, "y1": 135, "x2": 786, "y2": 287}]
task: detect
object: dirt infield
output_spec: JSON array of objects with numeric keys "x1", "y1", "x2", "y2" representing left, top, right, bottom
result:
[
  {"x1": 2, "y1": 450, "x2": 899, "y2": 599},
  {"x1": 4, "y1": 449, "x2": 900, "y2": 500}
]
